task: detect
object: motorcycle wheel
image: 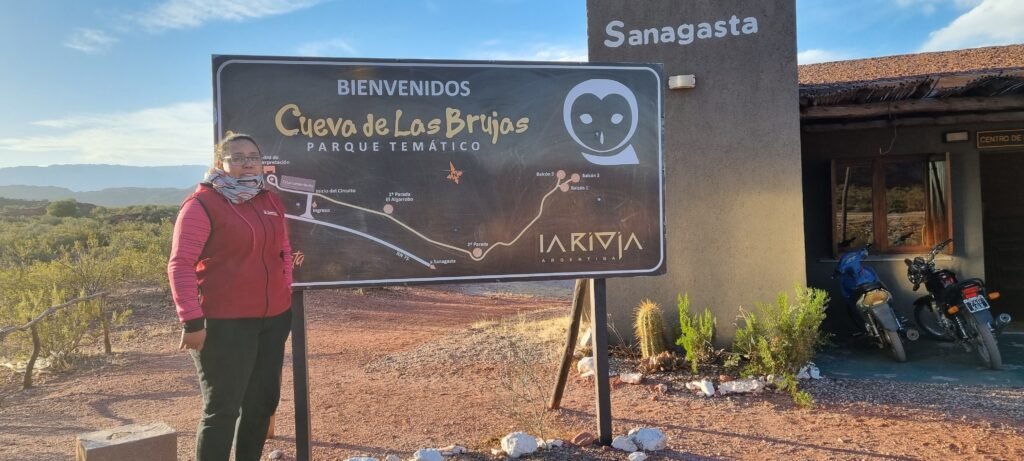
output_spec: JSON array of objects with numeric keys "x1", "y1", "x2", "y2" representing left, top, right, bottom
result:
[
  {"x1": 965, "y1": 315, "x2": 1003, "y2": 370},
  {"x1": 913, "y1": 302, "x2": 953, "y2": 341},
  {"x1": 884, "y1": 329, "x2": 907, "y2": 362}
]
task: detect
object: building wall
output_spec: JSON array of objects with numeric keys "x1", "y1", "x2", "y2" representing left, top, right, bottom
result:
[
  {"x1": 801, "y1": 120, "x2": 1022, "y2": 332},
  {"x1": 587, "y1": 0, "x2": 805, "y2": 344}
]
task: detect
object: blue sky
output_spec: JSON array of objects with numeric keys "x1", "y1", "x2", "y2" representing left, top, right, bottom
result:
[{"x1": 0, "y1": 0, "x2": 1021, "y2": 168}]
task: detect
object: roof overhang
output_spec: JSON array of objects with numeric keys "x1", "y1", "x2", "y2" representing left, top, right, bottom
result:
[{"x1": 800, "y1": 68, "x2": 1024, "y2": 129}]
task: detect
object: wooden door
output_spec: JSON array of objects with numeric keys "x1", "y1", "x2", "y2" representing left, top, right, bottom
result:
[{"x1": 981, "y1": 151, "x2": 1024, "y2": 318}]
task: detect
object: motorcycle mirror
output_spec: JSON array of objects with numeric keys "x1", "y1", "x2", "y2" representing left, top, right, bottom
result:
[{"x1": 904, "y1": 258, "x2": 912, "y2": 267}]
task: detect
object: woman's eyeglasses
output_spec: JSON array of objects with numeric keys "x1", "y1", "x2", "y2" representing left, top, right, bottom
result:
[{"x1": 223, "y1": 155, "x2": 262, "y2": 165}]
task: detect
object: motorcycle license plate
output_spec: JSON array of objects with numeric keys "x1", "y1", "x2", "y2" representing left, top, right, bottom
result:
[{"x1": 964, "y1": 295, "x2": 990, "y2": 313}]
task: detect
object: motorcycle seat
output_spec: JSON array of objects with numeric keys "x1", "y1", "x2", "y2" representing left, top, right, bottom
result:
[{"x1": 856, "y1": 281, "x2": 886, "y2": 293}]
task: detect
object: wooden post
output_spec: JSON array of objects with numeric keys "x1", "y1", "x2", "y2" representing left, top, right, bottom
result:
[
  {"x1": 24, "y1": 322, "x2": 40, "y2": 389},
  {"x1": 549, "y1": 279, "x2": 587, "y2": 410},
  {"x1": 100, "y1": 296, "x2": 112, "y2": 355}
]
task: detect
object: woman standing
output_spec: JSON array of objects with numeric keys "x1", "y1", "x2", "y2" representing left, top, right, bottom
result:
[{"x1": 168, "y1": 133, "x2": 293, "y2": 461}]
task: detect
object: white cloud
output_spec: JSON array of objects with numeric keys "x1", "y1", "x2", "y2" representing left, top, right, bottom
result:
[
  {"x1": 0, "y1": 102, "x2": 213, "y2": 166},
  {"x1": 133, "y1": 0, "x2": 323, "y2": 31},
  {"x1": 920, "y1": 0, "x2": 1024, "y2": 51},
  {"x1": 467, "y1": 42, "x2": 588, "y2": 62},
  {"x1": 63, "y1": 28, "x2": 119, "y2": 54},
  {"x1": 797, "y1": 49, "x2": 853, "y2": 65},
  {"x1": 296, "y1": 38, "x2": 358, "y2": 57}
]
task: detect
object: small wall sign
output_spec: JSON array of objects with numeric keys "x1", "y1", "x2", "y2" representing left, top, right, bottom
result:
[{"x1": 977, "y1": 129, "x2": 1024, "y2": 149}]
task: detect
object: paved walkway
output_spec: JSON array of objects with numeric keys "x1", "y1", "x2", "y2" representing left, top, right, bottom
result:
[{"x1": 816, "y1": 326, "x2": 1024, "y2": 386}]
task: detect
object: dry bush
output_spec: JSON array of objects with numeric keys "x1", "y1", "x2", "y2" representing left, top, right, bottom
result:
[{"x1": 492, "y1": 312, "x2": 567, "y2": 439}]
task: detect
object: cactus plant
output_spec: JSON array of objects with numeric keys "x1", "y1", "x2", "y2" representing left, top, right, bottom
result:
[{"x1": 634, "y1": 299, "x2": 668, "y2": 359}]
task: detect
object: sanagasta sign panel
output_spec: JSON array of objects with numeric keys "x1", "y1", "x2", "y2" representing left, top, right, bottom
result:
[{"x1": 213, "y1": 56, "x2": 665, "y2": 287}]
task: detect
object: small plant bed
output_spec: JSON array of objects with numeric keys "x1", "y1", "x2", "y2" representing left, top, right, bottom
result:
[{"x1": 596, "y1": 286, "x2": 831, "y2": 408}]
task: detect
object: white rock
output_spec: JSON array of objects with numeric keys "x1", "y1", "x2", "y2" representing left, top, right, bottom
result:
[
  {"x1": 619, "y1": 372, "x2": 643, "y2": 384},
  {"x1": 718, "y1": 378, "x2": 765, "y2": 395},
  {"x1": 546, "y1": 439, "x2": 563, "y2": 448},
  {"x1": 412, "y1": 448, "x2": 442, "y2": 461},
  {"x1": 501, "y1": 432, "x2": 538, "y2": 459},
  {"x1": 797, "y1": 363, "x2": 822, "y2": 380},
  {"x1": 535, "y1": 436, "x2": 547, "y2": 449},
  {"x1": 490, "y1": 448, "x2": 504, "y2": 456},
  {"x1": 628, "y1": 427, "x2": 668, "y2": 451},
  {"x1": 438, "y1": 445, "x2": 466, "y2": 456},
  {"x1": 343, "y1": 457, "x2": 376, "y2": 461},
  {"x1": 577, "y1": 357, "x2": 596, "y2": 377},
  {"x1": 685, "y1": 379, "x2": 715, "y2": 397},
  {"x1": 628, "y1": 452, "x2": 649, "y2": 461},
  {"x1": 611, "y1": 435, "x2": 638, "y2": 452},
  {"x1": 268, "y1": 450, "x2": 284, "y2": 460},
  {"x1": 385, "y1": 455, "x2": 401, "y2": 461}
]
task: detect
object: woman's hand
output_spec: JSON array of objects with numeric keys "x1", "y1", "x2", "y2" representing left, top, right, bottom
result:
[{"x1": 180, "y1": 329, "x2": 207, "y2": 352}]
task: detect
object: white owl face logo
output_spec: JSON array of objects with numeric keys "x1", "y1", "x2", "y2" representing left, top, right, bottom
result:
[{"x1": 563, "y1": 79, "x2": 639, "y2": 166}]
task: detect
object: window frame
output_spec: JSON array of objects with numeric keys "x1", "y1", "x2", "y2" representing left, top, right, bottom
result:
[{"x1": 830, "y1": 153, "x2": 953, "y2": 256}]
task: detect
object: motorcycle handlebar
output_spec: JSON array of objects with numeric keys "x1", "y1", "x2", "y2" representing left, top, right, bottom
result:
[{"x1": 926, "y1": 238, "x2": 954, "y2": 263}]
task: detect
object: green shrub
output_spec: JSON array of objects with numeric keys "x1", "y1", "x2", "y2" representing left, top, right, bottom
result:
[
  {"x1": 11, "y1": 285, "x2": 101, "y2": 361},
  {"x1": 0, "y1": 208, "x2": 173, "y2": 365},
  {"x1": 46, "y1": 199, "x2": 79, "y2": 218},
  {"x1": 633, "y1": 299, "x2": 667, "y2": 359},
  {"x1": 675, "y1": 293, "x2": 716, "y2": 373},
  {"x1": 732, "y1": 285, "x2": 829, "y2": 406}
]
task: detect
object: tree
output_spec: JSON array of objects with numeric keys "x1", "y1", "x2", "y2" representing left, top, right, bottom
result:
[{"x1": 46, "y1": 199, "x2": 79, "y2": 218}]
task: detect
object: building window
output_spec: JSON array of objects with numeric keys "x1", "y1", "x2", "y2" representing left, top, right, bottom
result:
[{"x1": 832, "y1": 154, "x2": 951, "y2": 255}]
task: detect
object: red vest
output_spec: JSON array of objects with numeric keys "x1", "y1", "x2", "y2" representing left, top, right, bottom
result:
[{"x1": 188, "y1": 185, "x2": 291, "y2": 319}]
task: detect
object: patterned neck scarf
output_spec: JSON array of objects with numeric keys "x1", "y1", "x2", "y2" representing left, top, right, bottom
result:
[{"x1": 204, "y1": 169, "x2": 264, "y2": 204}]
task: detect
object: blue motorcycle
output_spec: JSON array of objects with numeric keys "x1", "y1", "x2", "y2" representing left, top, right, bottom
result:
[{"x1": 835, "y1": 244, "x2": 919, "y2": 362}]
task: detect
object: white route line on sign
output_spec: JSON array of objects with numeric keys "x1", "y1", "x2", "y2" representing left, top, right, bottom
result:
[{"x1": 269, "y1": 174, "x2": 570, "y2": 262}]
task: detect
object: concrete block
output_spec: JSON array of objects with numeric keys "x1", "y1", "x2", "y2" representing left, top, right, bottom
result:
[{"x1": 76, "y1": 422, "x2": 176, "y2": 461}]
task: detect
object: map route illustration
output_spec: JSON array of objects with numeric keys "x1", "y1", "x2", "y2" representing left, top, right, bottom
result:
[{"x1": 267, "y1": 170, "x2": 581, "y2": 266}]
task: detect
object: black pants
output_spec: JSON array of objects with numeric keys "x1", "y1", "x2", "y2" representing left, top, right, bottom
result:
[{"x1": 190, "y1": 310, "x2": 292, "y2": 461}]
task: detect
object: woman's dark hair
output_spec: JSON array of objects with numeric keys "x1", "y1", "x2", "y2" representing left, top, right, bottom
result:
[{"x1": 213, "y1": 132, "x2": 261, "y2": 169}]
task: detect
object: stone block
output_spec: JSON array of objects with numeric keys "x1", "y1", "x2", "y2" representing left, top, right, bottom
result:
[{"x1": 76, "y1": 422, "x2": 176, "y2": 461}]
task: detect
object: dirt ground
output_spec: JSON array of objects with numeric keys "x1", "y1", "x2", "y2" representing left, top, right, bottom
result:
[{"x1": 1, "y1": 284, "x2": 1023, "y2": 461}]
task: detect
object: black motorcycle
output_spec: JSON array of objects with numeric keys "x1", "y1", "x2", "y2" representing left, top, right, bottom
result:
[{"x1": 905, "y1": 239, "x2": 1013, "y2": 370}]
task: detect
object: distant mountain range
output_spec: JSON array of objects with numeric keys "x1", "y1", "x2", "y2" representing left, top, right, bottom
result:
[
  {"x1": 0, "y1": 164, "x2": 207, "y2": 192},
  {"x1": 0, "y1": 185, "x2": 192, "y2": 207},
  {"x1": 0, "y1": 164, "x2": 207, "y2": 206}
]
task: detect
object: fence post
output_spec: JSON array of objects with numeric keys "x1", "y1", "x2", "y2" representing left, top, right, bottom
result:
[
  {"x1": 24, "y1": 322, "x2": 40, "y2": 389},
  {"x1": 100, "y1": 295, "x2": 112, "y2": 354}
]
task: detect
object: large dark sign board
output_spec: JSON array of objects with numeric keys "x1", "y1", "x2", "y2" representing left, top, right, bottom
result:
[{"x1": 214, "y1": 56, "x2": 664, "y2": 287}]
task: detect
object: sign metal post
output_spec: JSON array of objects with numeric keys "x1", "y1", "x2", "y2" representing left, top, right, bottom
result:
[
  {"x1": 589, "y1": 278, "x2": 613, "y2": 444},
  {"x1": 291, "y1": 290, "x2": 312, "y2": 461}
]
